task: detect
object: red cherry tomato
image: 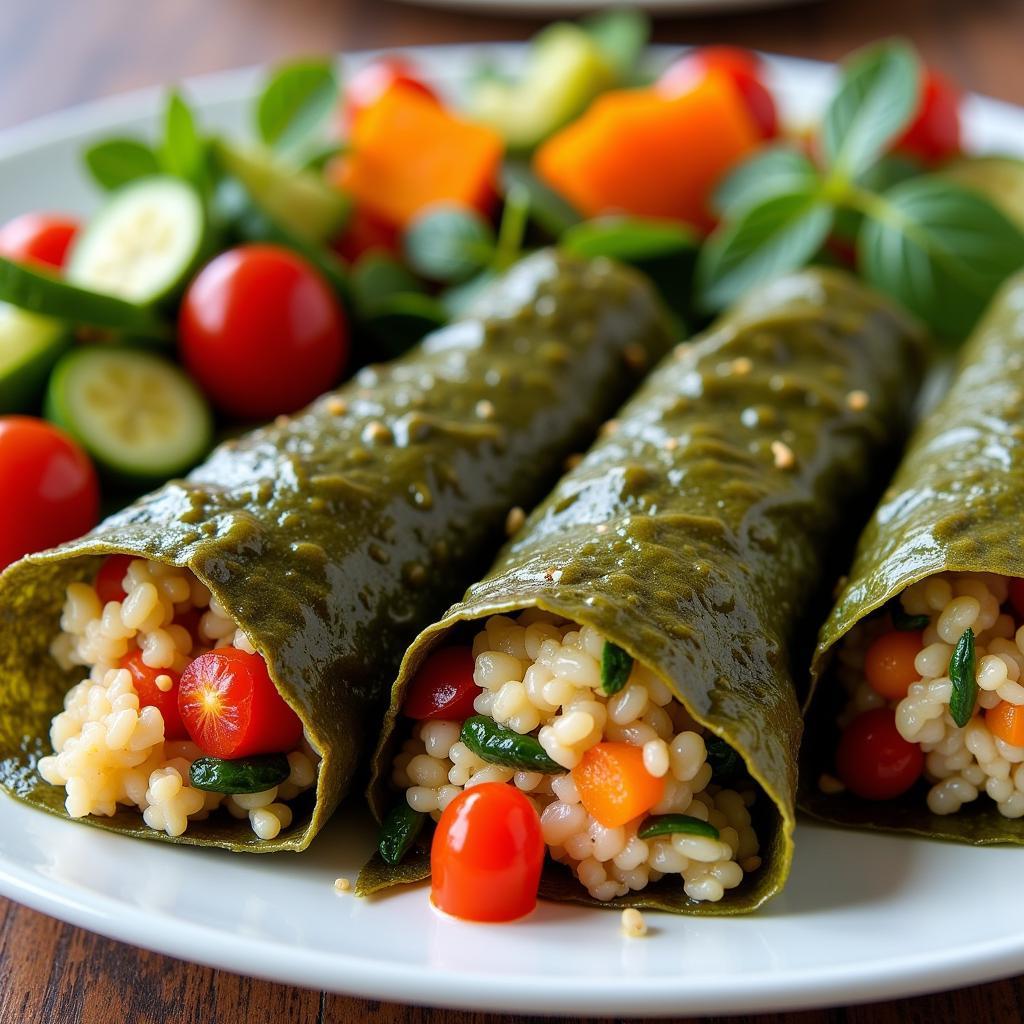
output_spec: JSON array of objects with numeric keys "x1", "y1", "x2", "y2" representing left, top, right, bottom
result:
[
  {"x1": 895, "y1": 68, "x2": 961, "y2": 164},
  {"x1": 178, "y1": 647, "x2": 303, "y2": 758},
  {"x1": 1008, "y1": 579, "x2": 1024, "y2": 620},
  {"x1": 836, "y1": 708, "x2": 924, "y2": 801},
  {"x1": 342, "y1": 56, "x2": 437, "y2": 131},
  {"x1": 179, "y1": 244, "x2": 348, "y2": 421},
  {"x1": 431, "y1": 782, "x2": 544, "y2": 922},
  {"x1": 0, "y1": 416, "x2": 99, "y2": 572},
  {"x1": 864, "y1": 629, "x2": 923, "y2": 701},
  {"x1": 0, "y1": 212, "x2": 79, "y2": 270},
  {"x1": 95, "y1": 554, "x2": 134, "y2": 605},
  {"x1": 404, "y1": 647, "x2": 479, "y2": 721},
  {"x1": 658, "y1": 46, "x2": 777, "y2": 138},
  {"x1": 121, "y1": 651, "x2": 188, "y2": 740},
  {"x1": 332, "y1": 204, "x2": 400, "y2": 264}
]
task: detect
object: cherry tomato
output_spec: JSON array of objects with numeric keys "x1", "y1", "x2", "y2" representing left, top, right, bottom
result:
[
  {"x1": 332, "y1": 203, "x2": 400, "y2": 264},
  {"x1": 1008, "y1": 578, "x2": 1024, "y2": 620},
  {"x1": 404, "y1": 647, "x2": 479, "y2": 721},
  {"x1": 431, "y1": 782, "x2": 544, "y2": 922},
  {"x1": 178, "y1": 647, "x2": 303, "y2": 758},
  {"x1": 0, "y1": 212, "x2": 79, "y2": 270},
  {"x1": 121, "y1": 651, "x2": 188, "y2": 740},
  {"x1": 836, "y1": 707, "x2": 924, "y2": 800},
  {"x1": 0, "y1": 416, "x2": 99, "y2": 572},
  {"x1": 864, "y1": 629, "x2": 923, "y2": 701},
  {"x1": 658, "y1": 46, "x2": 777, "y2": 138},
  {"x1": 179, "y1": 245, "x2": 349, "y2": 420},
  {"x1": 95, "y1": 554, "x2": 134, "y2": 605},
  {"x1": 342, "y1": 56, "x2": 437, "y2": 131},
  {"x1": 895, "y1": 68, "x2": 961, "y2": 164}
]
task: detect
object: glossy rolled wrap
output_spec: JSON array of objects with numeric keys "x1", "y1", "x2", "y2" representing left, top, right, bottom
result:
[
  {"x1": 802, "y1": 271, "x2": 1024, "y2": 843},
  {"x1": 0, "y1": 250, "x2": 675, "y2": 852},
  {"x1": 362, "y1": 268, "x2": 927, "y2": 911}
]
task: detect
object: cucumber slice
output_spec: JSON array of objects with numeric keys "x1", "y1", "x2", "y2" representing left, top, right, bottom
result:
[
  {"x1": 0, "y1": 302, "x2": 69, "y2": 412},
  {"x1": 68, "y1": 176, "x2": 206, "y2": 305},
  {"x1": 216, "y1": 140, "x2": 350, "y2": 244},
  {"x1": 46, "y1": 347, "x2": 213, "y2": 481},
  {"x1": 942, "y1": 156, "x2": 1024, "y2": 231}
]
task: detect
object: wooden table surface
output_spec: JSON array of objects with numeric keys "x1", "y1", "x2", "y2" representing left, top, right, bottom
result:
[{"x1": 3, "y1": 0, "x2": 1024, "y2": 1021}]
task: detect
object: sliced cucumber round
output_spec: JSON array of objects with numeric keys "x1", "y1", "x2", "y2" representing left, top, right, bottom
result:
[
  {"x1": 45, "y1": 347, "x2": 213, "y2": 481},
  {"x1": 0, "y1": 302, "x2": 69, "y2": 413},
  {"x1": 67, "y1": 176, "x2": 206, "y2": 305}
]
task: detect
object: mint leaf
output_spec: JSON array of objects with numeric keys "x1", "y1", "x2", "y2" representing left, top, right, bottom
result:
[
  {"x1": 350, "y1": 253, "x2": 424, "y2": 316},
  {"x1": 714, "y1": 146, "x2": 821, "y2": 218},
  {"x1": 160, "y1": 90, "x2": 205, "y2": 187},
  {"x1": 823, "y1": 39, "x2": 921, "y2": 179},
  {"x1": 83, "y1": 138, "x2": 160, "y2": 190},
  {"x1": 257, "y1": 60, "x2": 338, "y2": 151},
  {"x1": 403, "y1": 204, "x2": 496, "y2": 283},
  {"x1": 696, "y1": 190, "x2": 834, "y2": 312}
]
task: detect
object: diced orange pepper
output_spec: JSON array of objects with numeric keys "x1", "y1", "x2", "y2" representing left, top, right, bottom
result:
[
  {"x1": 534, "y1": 70, "x2": 760, "y2": 232},
  {"x1": 572, "y1": 742, "x2": 666, "y2": 829},
  {"x1": 337, "y1": 84, "x2": 503, "y2": 228},
  {"x1": 986, "y1": 701, "x2": 1024, "y2": 747}
]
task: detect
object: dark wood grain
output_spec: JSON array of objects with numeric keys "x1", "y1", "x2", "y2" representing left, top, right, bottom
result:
[{"x1": 2, "y1": 0, "x2": 1024, "y2": 1020}]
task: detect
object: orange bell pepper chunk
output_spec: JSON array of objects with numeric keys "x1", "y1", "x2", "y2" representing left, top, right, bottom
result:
[
  {"x1": 534, "y1": 70, "x2": 760, "y2": 232},
  {"x1": 987, "y1": 701, "x2": 1024, "y2": 747},
  {"x1": 337, "y1": 84, "x2": 503, "y2": 229},
  {"x1": 573, "y1": 742, "x2": 666, "y2": 829}
]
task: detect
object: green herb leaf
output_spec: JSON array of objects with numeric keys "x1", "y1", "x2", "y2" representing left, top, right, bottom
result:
[
  {"x1": 378, "y1": 802, "x2": 426, "y2": 866},
  {"x1": 403, "y1": 204, "x2": 496, "y2": 283},
  {"x1": 949, "y1": 627, "x2": 978, "y2": 728},
  {"x1": 256, "y1": 60, "x2": 338, "y2": 152},
  {"x1": 580, "y1": 8, "x2": 650, "y2": 79},
  {"x1": 637, "y1": 814, "x2": 720, "y2": 841},
  {"x1": 858, "y1": 176, "x2": 1024, "y2": 339},
  {"x1": 494, "y1": 183, "x2": 531, "y2": 271},
  {"x1": 600, "y1": 641, "x2": 633, "y2": 696},
  {"x1": 501, "y1": 160, "x2": 582, "y2": 239},
  {"x1": 890, "y1": 601, "x2": 930, "y2": 631},
  {"x1": 83, "y1": 138, "x2": 160, "y2": 190},
  {"x1": 561, "y1": 216, "x2": 697, "y2": 263},
  {"x1": 300, "y1": 141, "x2": 346, "y2": 173},
  {"x1": 696, "y1": 190, "x2": 834, "y2": 313},
  {"x1": 705, "y1": 735, "x2": 743, "y2": 781},
  {"x1": 822, "y1": 39, "x2": 921, "y2": 179},
  {"x1": 714, "y1": 146, "x2": 821, "y2": 218},
  {"x1": 461, "y1": 715, "x2": 567, "y2": 774},
  {"x1": 160, "y1": 90, "x2": 205, "y2": 187},
  {"x1": 350, "y1": 253, "x2": 424, "y2": 315}
]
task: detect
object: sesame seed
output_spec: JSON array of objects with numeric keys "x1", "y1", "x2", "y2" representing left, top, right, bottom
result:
[
  {"x1": 771, "y1": 440, "x2": 796, "y2": 470},
  {"x1": 326, "y1": 397, "x2": 348, "y2": 416},
  {"x1": 621, "y1": 908, "x2": 647, "y2": 937},
  {"x1": 564, "y1": 453, "x2": 583, "y2": 471},
  {"x1": 600, "y1": 419, "x2": 620, "y2": 437},
  {"x1": 334, "y1": 877, "x2": 351, "y2": 893},
  {"x1": 623, "y1": 343, "x2": 647, "y2": 371},
  {"x1": 846, "y1": 389, "x2": 870, "y2": 411},
  {"x1": 731, "y1": 357, "x2": 753, "y2": 376},
  {"x1": 475, "y1": 399, "x2": 496, "y2": 420},
  {"x1": 274, "y1": 415, "x2": 290, "y2": 429},
  {"x1": 362, "y1": 421, "x2": 393, "y2": 446},
  {"x1": 663, "y1": 437, "x2": 679, "y2": 452},
  {"x1": 505, "y1": 506, "x2": 526, "y2": 536},
  {"x1": 673, "y1": 342, "x2": 691, "y2": 361},
  {"x1": 818, "y1": 773, "x2": 846, "y2": 795}
]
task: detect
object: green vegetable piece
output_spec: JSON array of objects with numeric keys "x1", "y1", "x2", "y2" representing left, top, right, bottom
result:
[
  {"x1": 637, "y1": 814, "x2": 720, "y2": 841},
  {"x1": 160, "y1": 90, "x2": 206, "y2": 189},
  {"x1": 600, "y1": 641, "x2": 633, "y2": 696},
  {"x1": 942, "y1": 156, "x2": 1024, "y2": 232},
  {"x1": 705, "y1": 735, "x2": 743, "y2": 782},
  {"x1": 460, "y1": 716, "x2": 567, "y2": 774},
  {"x1": 256, "y1": 59, "x2": 338, "y2": 152},
  {"x1": 350, "y1": 253, "x2": 424, "y2": 316},
  {"x1": 889, "y1": 601, "x2": 929, "y2": 631},
  {"x1": 501, "y1": 160, "x2": 582, "y2": 239},
  {"x1": 189, "y1": 754, "x2": 290, "y2": 794},
  {"x1": 561, "y1": 216, "x2": 696, "y2": 263},
  {"x1": 378, "y1": 802, "x2": 427, "y2": 866},
  {"x1": 949, "y1": 628, "x2": 978, "y2": 729},
  {"x1": 494, "y1": 183, "x2": 531, "y2": 271},
  {"x1": 580, "y1": 8, "x2": 650, "y2": 80},
  {"x1": 83, "y1": 138, "x2": 161, "y2": 191},
  {"x1": 403, "y1": 204, "x2": 496, "y2": 284},
  {"x1": 713, "y1": 146, "x2": 821, "y2": 219},
  {"x1": 0, "y1": 304, "x2": 69, "y2": 414}
]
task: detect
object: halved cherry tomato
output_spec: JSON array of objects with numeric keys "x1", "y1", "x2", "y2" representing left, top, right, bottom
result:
[
  {"x1": 0, "y1": 213, "x2": 79, "y2": 270},
  {"x1": 121, "y1": 651, "x2": 188, "y2": 740},
  {"x1": 986, "y1": 701, "x2": 1024, "y2": 748},
  {"x1": 404, "y1": 647, "x2": 479, "y2": 721},
  {"x1": 342, "y1": 56, "x2": 437, "y2": 132},
  {"x1": 0, "y1": 416, "x2": 99, "y2": 572},
  {"x1": 1008, "y1": 579, "x2": 1024, "y2": 620},
  {"x1": 179, "y1": 244, "x2": 349, "y2": 420},
  {"x1": 864, "y1": 629, "x2": 923, "y2": 701},
  {"x1": 178, "y1": 648, "x2": 303, "y2": 758},
  {"x1": 95, "y1": 554, "x2": 134, "y2": 605},
  {"x1": 658, "y1": 46, "x2": 777, "y2": 138},
  {"x1": 573, "y1": 741, "x2": 666, "y2": 829},
  {"x1": 431, "y1": 782, "x2": 544, "y2": 922},
  {"x1": 895, "y1": 68, "x2": 961, "y2": 165},
  {"x1": 836, "y1": 707, "x2": 924, "y2": 800}
]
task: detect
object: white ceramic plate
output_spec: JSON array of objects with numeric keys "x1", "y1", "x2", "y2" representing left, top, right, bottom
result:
[
  {"x1": 389, "y1": 0, "x2": 819, "y2": 18},
  {"x1": 2, "y1": 46, "x2": 1024, "y2": 1017}
]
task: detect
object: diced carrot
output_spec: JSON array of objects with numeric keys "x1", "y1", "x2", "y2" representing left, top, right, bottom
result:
[
  {"x1": 572, "y1": 742, "x2": 666, "y2": 829},
  {"x1": 337, "y1": 84, "x2": 503, "y2": 228},
  {"x1": 986, "y1": 701, "x2": 1024, "y2": 747},
  {"x1": 864, "y1": 630, "x2": 923, "y2": 701},
  {"x1": 533, "y1": 69, "x2": 760, "y2": 232}
]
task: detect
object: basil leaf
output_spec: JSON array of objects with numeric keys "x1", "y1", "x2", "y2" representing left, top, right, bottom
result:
[
  {"x1": 823, "y1": 39, "x2": 921, "y2": 179},
  {"x1": 705, "y1": 735, "x2": 743, "y2": 781},
  {"x1": 350, "y1": 253, "x2": 424, "y2": 316},
  {"x1": 581, "y1": 8, "x2": 650, "y2": 79},
  {"x1": 714, "y1": 146, "x2": 821, "y2": 218},
  {"x1": 83, "y1": 138, "x2": 160, "y2": 190},
  {"x1": 160, "y1": 90, "x2": 205, "y2": 187},
  {"x1": 858, "y1": 177, "x2": 1024, "y2": 339},
  {"x1": 600, "y1": 641, "x2": 633, "y2": 696},
  {"x1": 257, "y1": 60, "x2": 337, "y2": 151},
  {"x1": 378, "y1": 802, "x2": 426, "y2": 866},
  {"x1": 696, "y1": 190, "x2": 834, "y2": 313},
  {"x1": 948, "y1": 627, "x2": 978, "y2": 728},
  {"x1": 403, "y1": 204, "x2": 496, "y2": 283},
  {"x1": 890, "y1": 602, "x2": 930, "y2": 631},
  {"x1": 501, "y1": 160, "x2": 581, "y2": 239},
  {"x1": 638, "y1": 814, "x2": 720, "y2": 841},
  {"x1": 561, "y1": 216, "x2": 697, "y2": 263}
]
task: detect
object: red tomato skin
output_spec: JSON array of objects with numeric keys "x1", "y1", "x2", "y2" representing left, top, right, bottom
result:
[
  {"x1": 1008, "y1": 579, "x2": 1024, "y2": 620},
  {"x1": 404, "y1": 647, "x2": 479, "y2": 721},
  {"x1": 121, "y1": 652, "x2": 189, "y2": 740},
  {"x1": 178, "y1": 647, "x2": 303, "y2": 758},
  {"x1": 343, "y1": 57, "x2": 437, "y2": 131},
  {"x1": 178, "y1": 245, "x2": 348, "y2": 421},
  {"x1": 0, "y1": 416, "x2": 99, "y2": 572},
  {"x1": 95, "y1": 554, "x2": 134, "y2": 605},
  {"x1": 836, "y1": 708, "x2": 924, "y2": 801},
  {"x1": 0, "y1": 213, "x2": 79, "y2": 270},
  {"x1": 659, "y1": 46, "x2": 777, "y2": 138},
  {"x1": 895, "y1": 69, "x2": 961, "y2": 164},
  {"x1": 431, "y1": 782, "x2": 545, "y2": 922}
]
